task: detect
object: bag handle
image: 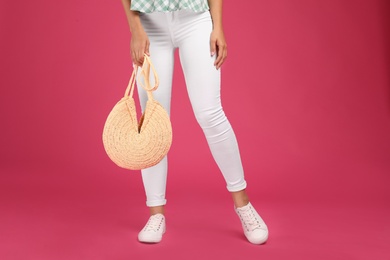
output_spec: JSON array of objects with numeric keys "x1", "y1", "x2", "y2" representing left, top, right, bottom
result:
[
  {"x1": 124, "y1": 65, "x2": 138, "y2": 98},
  {"x1": 124, "y1": 54, "x2": 159, "y2": 99}
]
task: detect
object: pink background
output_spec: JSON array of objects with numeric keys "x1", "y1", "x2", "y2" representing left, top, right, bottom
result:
[{"x1": 1, "y1": 0, "x2": 389, "y2": 259}]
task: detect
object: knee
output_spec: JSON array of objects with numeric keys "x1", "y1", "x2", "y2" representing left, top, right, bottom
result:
[{"x1": 194, "y1": 107, "x2": 227, "y2": 130}]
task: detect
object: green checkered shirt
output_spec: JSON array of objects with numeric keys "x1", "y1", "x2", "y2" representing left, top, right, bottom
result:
[{"x1": 130, "y1": 0, "x2": 209, "y2": 13}]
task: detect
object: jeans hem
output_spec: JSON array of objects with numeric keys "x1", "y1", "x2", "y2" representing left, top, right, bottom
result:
[
  {"x1": 146, "y1": 199, "x2": 167, "y2": 207},
  {"x1": 227, "y1": 181, "x2": 247, "y2": 192}
]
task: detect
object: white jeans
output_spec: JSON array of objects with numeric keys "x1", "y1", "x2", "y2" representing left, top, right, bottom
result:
[{"x1": 138, "y1": 10, "x2": 247, "y2": 207}]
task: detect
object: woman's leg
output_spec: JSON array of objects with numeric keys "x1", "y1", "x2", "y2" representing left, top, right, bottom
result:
[
  {"x1": 136, "y1": 12, "x2": 176, "y2": 244},
  {"x1": 138, "y1": 12, "x2": 175, "y2": 213},
  {"x1": 176, "y1": 10, "x2": 269, "y2": 245},
  {"x1": 176, "y1": 10, "x2": 247, "y2": 196}
]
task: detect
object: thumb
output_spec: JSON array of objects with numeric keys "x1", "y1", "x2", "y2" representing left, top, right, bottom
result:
[
  {"x1": 145, "y1": 41, "x2": 150, "y2": 56},
  {"x1": 210, "y1": 38, "x2": 216, "y2": 56}
]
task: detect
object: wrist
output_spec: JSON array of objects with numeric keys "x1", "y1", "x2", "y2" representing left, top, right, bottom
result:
[
  {"x1": 128, "y1": 11, "x2": 143, "y2": 33},
  {"x1": 212, "y1": 26, "x2": 224, "y2": 34},
  {"x1": 213, "y1": 25, "x2": 223, "y2": 31},
  {"x1": 211, "y1": 19, "x2": 223, "y2": 31}
]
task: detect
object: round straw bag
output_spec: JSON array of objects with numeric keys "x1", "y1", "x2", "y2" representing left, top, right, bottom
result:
[{"x1": 102, "y1": 55, "x2": 172, "y2": 170}]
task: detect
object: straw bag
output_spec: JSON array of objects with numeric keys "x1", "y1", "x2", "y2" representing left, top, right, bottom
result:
[{"x1": 102, "y1": 55, "x2": 172, "y2": 170}]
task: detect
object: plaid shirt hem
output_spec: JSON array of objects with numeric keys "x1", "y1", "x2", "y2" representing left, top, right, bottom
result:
[{"x1": 130, "y1": 0, "x2": 209, "y2": 13}]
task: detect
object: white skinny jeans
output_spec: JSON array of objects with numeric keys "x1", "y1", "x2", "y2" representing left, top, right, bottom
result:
[{"x1": 137, "y1": 10, "x2": 247, "y2": 207}]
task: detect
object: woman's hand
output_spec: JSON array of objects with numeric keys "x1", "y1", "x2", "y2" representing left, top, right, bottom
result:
[
  {"x1": 210, "y1": 28, "x2": 227, "y2": 70},
  {"x1": 208, "y1": 0, "x2": 227, "y2": 70},
  {"x1": 130, "y1": 26, "x2": 150, "y2": 67},
  {"x1": 120, "y1": 1, "x2": 150, "y2": 67}
]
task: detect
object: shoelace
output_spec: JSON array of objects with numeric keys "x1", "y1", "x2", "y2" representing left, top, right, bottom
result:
[
  {"x1": 144, "y1": 215, "x2": 163, "y2": 232},
  {"x1": 238, "y1": 208, "x2": 262, "y2": 232}
]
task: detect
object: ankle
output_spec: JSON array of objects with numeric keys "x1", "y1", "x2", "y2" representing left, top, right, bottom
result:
[
  {"x1": 149, "y1": 205, "x2": 165, "y2": 216},
  {"x1": 231, "y1": 189, "x2": 250, "y2": 208},
  {"x1": 235, "y1": 199, "x2": 250, "y2": 208}
]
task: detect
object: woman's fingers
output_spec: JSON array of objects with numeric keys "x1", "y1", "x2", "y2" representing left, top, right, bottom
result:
[
  {"x1": 210, "y1": 29, "x2": 227, "y2": 70},
  {"x1": 137, "y1": 49, "x2": 145, "y2": 65},
  {"x1": 131, "y1": 44, "x2": 147, "y2": 67},
  {"x1": 130, "y1": 28, "x2": 150, "y2": 67},
  {"x1": 215, "y1": 40, "x2": 227, "y2": 69}
]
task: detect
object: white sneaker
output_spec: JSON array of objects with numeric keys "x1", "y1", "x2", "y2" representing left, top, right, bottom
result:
[
  {"x1": 235, "y1": 202, "x2": 269, "y2": 244},
  {"x1": 138, "y1": 213, "x2": 166, "y2": 243}
]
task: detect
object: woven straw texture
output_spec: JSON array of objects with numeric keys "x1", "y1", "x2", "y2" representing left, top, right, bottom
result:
[{"x1": 102, "y1": 55, "x2": 172, "y2": 170}]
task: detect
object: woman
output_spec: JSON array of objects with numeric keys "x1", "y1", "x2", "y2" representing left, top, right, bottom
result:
[{"x1": 120, "y1": 0, "x2": 269, "y2": 245}]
